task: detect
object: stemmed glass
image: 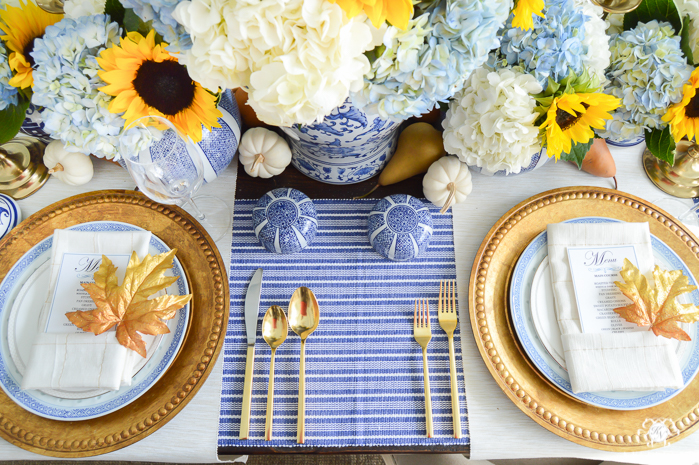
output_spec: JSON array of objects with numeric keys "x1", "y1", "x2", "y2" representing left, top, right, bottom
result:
[{"x1": 119, "y1": 115, "x2": 231, "y2": 242}]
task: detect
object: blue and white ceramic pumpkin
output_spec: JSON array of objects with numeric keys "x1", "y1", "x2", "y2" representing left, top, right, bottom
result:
[
  {"x1": 283, "y1": 101, "x2": 401, "y2": 185},
  {"x1": 0, "y1": 193, "x2": 21, "y2": 241},
  {"x1": 253, "y1": 188, "x2": 318, "y2": 254},
  {"x1": 368, "y1": 194, "x2": 433, "y2": 262}
]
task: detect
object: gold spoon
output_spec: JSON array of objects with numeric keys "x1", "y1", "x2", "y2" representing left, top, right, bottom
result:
[
  {"x1": 262, "y1": 305, "x2": 288, "y2": 441},
  {"x1": 35, "y1": 0, "x2": 64, "y2": 14},
  {"x1": 288, "y1": 287, "x2": 320, "y2": 444}
]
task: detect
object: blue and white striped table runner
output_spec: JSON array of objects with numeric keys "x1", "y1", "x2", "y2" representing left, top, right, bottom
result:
[{"x1": 218, "y1": 199, "x2": 469, "y2": 448}]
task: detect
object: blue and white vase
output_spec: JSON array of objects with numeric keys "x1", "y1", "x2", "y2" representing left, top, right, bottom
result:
[
  {"x1": 606, "y1": 136, "x2": 646, "y2": 148},
  {"x1": 19, "y1": 104, "x2": 53, "y2": 144},
  {"x1": 368, "y1": 194, "x2": 433, "y2": 262},
  {"x1": 0, "y1": 193, "x2": 21, "y2": 241},
  {"x1": 282, "y1": 101, "x2": 400, "y2": 184},
  {"x1": 121, "y1": 89, "x2": 242, "y2": 183},
  {"x1": 469, "y1": 148, "x2": 549, "y2": 176},
  {"x1": 253, "y1": 188, "x2": 318, "y2": 254}
]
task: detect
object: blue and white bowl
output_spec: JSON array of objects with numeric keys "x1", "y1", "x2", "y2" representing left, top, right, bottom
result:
[
  {"x1": 469, "y1": 148, "x2": 549, "y2": 176},
  {"x1": 368, "y1": 194, "x2": 433, "y2": 262},
  {"x1": 253, "y1": 188, "x2": 318, "y2": 254},
  {"x1": 0, "y1": 193, "x2": 21, "y2": 241}
]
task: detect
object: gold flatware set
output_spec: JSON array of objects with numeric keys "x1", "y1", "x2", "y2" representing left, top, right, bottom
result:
[
  {"x1": 413, "y1": 279, "x2": 462, "y2": 438},
  {"x1": 240, "y1": 273, "x2": 320, "y2": 443}
]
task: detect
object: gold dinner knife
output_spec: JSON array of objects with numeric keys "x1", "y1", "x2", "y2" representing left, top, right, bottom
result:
[{"x1": 239, "y1": 268, "x2": 263, "y2": 439}]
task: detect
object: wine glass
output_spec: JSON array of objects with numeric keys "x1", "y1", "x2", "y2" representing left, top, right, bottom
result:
[
  {"x1": 652, "y1": 197, "x2": 699, "y2": 228},
  {"x1": 119, "y1": 115, "x2": 231, "y2": 242}
]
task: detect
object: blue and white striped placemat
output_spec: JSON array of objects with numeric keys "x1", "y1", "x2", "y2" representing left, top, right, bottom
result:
[{"x1": 218, "y1": 199, "x2": 469, "y2": 448}]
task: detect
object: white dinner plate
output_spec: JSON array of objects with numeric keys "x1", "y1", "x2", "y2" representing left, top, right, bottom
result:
[
  {"x1": 0, "y1": 221, "x2": 190, "y2": 421},
  {"x1": 510, "y1": 217, "x2": 699, "y2": 410}
]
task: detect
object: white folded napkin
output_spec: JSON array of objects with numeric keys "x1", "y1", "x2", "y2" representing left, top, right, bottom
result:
[
  {"x1": 547, "y1": 222, "x2": 684, "y2": 393},
  {"x1": 22, "y1": 229, "x2": 151, "y2": 391}
]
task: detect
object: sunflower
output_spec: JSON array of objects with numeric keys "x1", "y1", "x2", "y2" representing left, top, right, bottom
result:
[
  {"x1": 328, "y1": 0, "x2": 413, "y2": 30},
  {"x1": 511, "y1": 0, "x2": 545, "y2": 31},
  {"x1": 97, "y1": 30, "x2": 221, "y2": 143},
  {"x1": 663, "y1": 67, "x2": 699, "y2": 142},
  {"x1": 540, "y1": 92, "x2": 620, "y2": 159},
  {"x1": 0, "y1": 0, "x2": 62, "y2": 89}
]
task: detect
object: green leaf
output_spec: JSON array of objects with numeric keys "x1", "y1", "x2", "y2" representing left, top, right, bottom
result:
[
  {"x1": 559, "y1": 139, "x2": 593, "y2": 169},
  {"x1": 681, "y1": 14, "x2": 695, "y2": 64},
  {"x1": 0, "y1": 99, "x2": 31, "y2": 145},
  {"x1": 645, "y1": 126, "x2": 676, "y2": 165},
  {"x1": 104, "y1": 0, "x2": 125, "y2": 28},
  {"x1": 623, "y1": 0, "x2": 683, "y2": 34}
]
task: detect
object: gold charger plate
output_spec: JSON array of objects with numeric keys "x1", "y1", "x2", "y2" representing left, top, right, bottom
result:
[
  {"x1": 0, "y1": 190, "x2": 229, "y2": 457},
  {"x1": 469, "y1": 186, "x2": 699, "y2": 451}
]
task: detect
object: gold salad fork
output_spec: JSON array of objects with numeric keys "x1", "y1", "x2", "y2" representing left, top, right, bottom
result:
[
  {"x1": 438, "y1": 279, "x2": 461, "y2": 438},
  {"x1": 413, "y1": 299, "x2": 433, "y2": 438}
]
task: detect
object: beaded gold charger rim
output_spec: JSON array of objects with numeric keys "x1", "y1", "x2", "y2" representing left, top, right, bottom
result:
[
  {"x1": 0, "y1": 190, "x2": 229, "y2": 457},
  {"x1": 469, "y1": 186, "x2": 699, "y2": 452}
]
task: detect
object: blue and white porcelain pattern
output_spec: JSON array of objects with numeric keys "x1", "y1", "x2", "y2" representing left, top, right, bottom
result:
[
  {"x1": 0, "y1": 194, "x2": 20, "y2": 241},
  {"x1": 606, "y1": 136, "x2": 646, "y2": 148},
  {"x1": 253, "y1": 188, "x2": 318, "y2": 254},
  {"x1": 469, "y1": 148, "x2": 549, "y2": 176},
  {"x1": 283, "y1": 101, "x2": 400, "y2": 185},
  {"x1": 131, "y1": 89, "x2": 242, "y2": 183},
  {"x1": 19, "y1": 105, "x2": 53, "y2": 144},
  {"x1": 368, "y1": 195, "x2": 433, "y2": 262}
]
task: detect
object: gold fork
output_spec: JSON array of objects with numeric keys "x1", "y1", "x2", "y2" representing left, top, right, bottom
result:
[
  {"x1": 439, "y1": 279, "x2": 462, "y2": 438},
  {"x1": 413, "y1": 299, "x2": 433, "y2": 438}
]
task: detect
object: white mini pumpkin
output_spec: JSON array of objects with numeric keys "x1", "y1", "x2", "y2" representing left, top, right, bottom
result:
[
  {"x1": 423, "y1": 156, "x2": 472, "y2": 213},
  {"x1": 239, "y1": 128, "x2": 292, "y2": 178},
  {"x1": 43, "y1": 141, "x2": 94, "y2": 186}
]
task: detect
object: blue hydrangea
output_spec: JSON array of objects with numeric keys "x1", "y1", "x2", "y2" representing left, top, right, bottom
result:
[
  {"x1": 352, "y1": 0, "x2": 510, "y2": 120},
  {"x1": 31, "y1": 15, "x2": 132, "y2": 159},
  {"x1": 121, "y1": 0, "x2": 190, "y2": 52},
  {"x1": 598, "y1": 20, "x2": 693, "y2": 140},
  {"x1": 498, "y1": 0, "x2": 586, "y2": 88},
  {"x1": 0, "y1": 40, "x2": 18, "y2": 111}
]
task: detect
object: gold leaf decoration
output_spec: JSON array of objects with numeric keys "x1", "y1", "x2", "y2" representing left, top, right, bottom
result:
[
  {"x1": 66, "y1": 250, "x2": 192, "y2": 357},
  {"x1": 614, "y1": 258, "x2": 699, "y2": 341}
]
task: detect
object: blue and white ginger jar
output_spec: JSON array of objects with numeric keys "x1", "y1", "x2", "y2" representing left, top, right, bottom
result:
[
  {"x1": 253, "y1": 188, "x2": 318, "y2": 254},
  {"x1": 0, "y1": 193, "x2": 21, "y2": 241},
  {"x1": 282, "y1": 101, "x2": 400, "y2": 185},
  {"x1": 368, "y1": 194, "x2": 433, "y2": 262}
]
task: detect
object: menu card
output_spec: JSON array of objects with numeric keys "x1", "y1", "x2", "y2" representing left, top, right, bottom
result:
[
  {"x1": 44, "y1": 253, "x2": 131, "y2": 333},
  {"x1": 566, "y1": 245, "x2": 645, "y2": 334}
]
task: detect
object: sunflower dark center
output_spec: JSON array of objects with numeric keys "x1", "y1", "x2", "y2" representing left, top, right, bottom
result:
[
  {"x1": 555, "y1": 103, "x2": 590, "y2": 131},
  {"x1": 23, "y1": 38, "x2": 37, "y2": 68},
  {"x1": 132, "y1": 59, "x2": 195, "y2": 116},
  {"x1": 686, "y1": 93, "x2": 699, "y2": 119}
]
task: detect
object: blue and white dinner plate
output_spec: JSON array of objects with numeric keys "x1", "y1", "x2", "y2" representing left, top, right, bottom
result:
[
  {"x1": 0, "y1": 221, "x2": 190, "y2": 421},
  {"x1": 510, "y1": 217, "x2": 699, "y2": 410}
]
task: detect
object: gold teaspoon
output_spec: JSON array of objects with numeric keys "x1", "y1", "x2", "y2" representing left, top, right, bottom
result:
[
  {"x1": 262, "y1": 305, "x2": 288, "y2": 441},
  {"x1": 288, "y1": 287, "x2": 320, "y2": 444}
]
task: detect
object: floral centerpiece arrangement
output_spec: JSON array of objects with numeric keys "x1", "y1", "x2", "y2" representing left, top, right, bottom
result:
[
  {"x1": 598, "y1": 0, "x2": 696, "y2": 165},
  {"x1": 442, "y1": 0, "x2": 620, "y2": 175},
  {"x1": 0, "y1": 0, "x2": 222, "y2": 160}
]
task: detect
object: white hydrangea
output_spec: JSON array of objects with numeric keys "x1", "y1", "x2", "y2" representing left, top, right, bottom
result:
[
  {"x1": 63, "y1": 0, "x2": 105, "y2": 17},
  {"x1": 575, "y1": 0, "x2": 611, "y2": 83},
  {"x1": 676, "y1": 0, "x2": 699, "y2": 62},
  {"x1": 173, "y1": 0, "x2": 374, "y2": 127},
  {"x1": 442, "y1": 67, "x2": 543, "y2": 175}
]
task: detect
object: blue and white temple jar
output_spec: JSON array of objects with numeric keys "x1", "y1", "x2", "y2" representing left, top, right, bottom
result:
[
  {"x1": 606, "y1": 136, "x2": 646, "y2": 148},
  {"x1": 469, "y1": 148, "x2": 549, "y2": 176},
  {"x1": 282, "y1": 101, "x2": 400, "y2": 185},
  {"x1": 119, "y1": 89, "x2": 242, "y2": 183}
]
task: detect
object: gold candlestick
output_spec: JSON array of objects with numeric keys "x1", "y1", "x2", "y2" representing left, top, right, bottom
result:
[
  {"x1": 0, "y1": 136, "x2": 49, "y2": 200},
  {"x1": 643, "y1": 141, "x2": 699, "y2": 199}
]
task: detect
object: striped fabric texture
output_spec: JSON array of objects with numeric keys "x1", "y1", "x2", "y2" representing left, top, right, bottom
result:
[{"x1": 218, "y1": 199, "x2": 469, "y2": 448}]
